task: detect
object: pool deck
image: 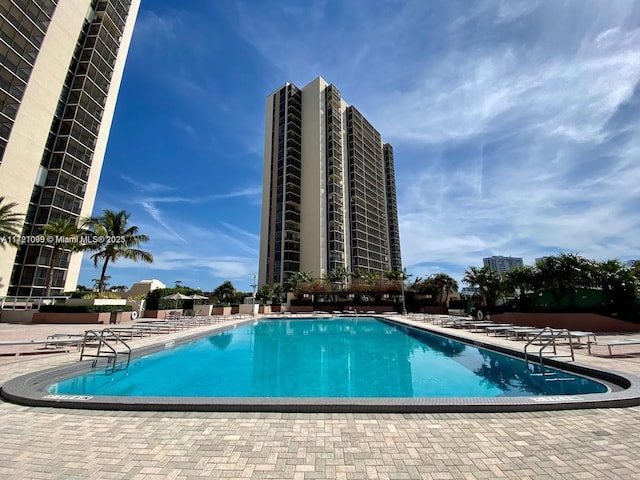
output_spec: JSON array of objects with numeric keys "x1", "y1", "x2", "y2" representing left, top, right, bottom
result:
[{"x1": 2, "y1": 315, "x2": 640, "y2": 479}]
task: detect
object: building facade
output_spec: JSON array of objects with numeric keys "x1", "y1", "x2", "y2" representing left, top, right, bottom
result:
[
  {"x1": 0, "y1": 0, "x2": 140, "y2": 297},
  {"x1": 259, "y1": 77, "x2": 402, "y2": 286},
  {"x1": 482, "y1": 256, "x2": 524, "y2": 273}
]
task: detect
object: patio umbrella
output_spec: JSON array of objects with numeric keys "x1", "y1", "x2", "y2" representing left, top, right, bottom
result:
[
  {"x1": 189, "y1": 294, "x2": 208, "y2": 300},
  {"x1": 162, "y1": 293, "x2": 192, "y2": 308},
  {"x1": 189, "y1": 294, "x2": 209, "y2": 304}
]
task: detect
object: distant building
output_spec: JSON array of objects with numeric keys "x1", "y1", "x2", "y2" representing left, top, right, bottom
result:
[
  {"x1": 482, "y1": 256, "x2": 524, "y2": 273},
  {"x1": 128, "y1": 279, "x2": 166, "y2": 298},
  {"x1": 460, "y1": 286, "x2": 479, "y2": 299},
  {"x1": 534, "y1": 256, "x2": 550, "y2": 265}
]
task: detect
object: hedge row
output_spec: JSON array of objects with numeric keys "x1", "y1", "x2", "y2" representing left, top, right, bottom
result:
[{"x1": 39, "y1": 305, "x2": 133, "y2": 313}]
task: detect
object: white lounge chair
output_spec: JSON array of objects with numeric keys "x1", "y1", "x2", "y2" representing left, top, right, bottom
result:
[{"x1": 587, "y1": 337, "x2": 640, "y2": 357}]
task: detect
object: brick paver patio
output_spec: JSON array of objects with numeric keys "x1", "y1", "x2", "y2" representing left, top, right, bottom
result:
[{"x1": 2, "y1": 318, "x2": 640, "y2": 479}]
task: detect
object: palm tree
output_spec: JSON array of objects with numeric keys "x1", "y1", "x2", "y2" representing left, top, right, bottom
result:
[
  {"x1": 272, "y1": 283, "x2": 285, "y2": 304},
  {"x1": 284, "y1": 270, "x2": 313, "y2": 292},
  {"x1": 350, "y1": 269, "x2": 366, "y2": 282},
  {"x1": 433, "y1": 273, "x2": 459, "y2": 306},
  {"x1": 595, "y1": 259, "x2": 638, "y2": 310},
  {"x1": 325, "y1": 266, "x2": 349, "y2": 290},
  {"x1": 556, "y1": 253, "x2": 597, "y2": 290},
  {"x1": 384, "y1": 269, "x2": 405, "y2": 281},
  {"x1": 536, "y1": 253, "x2": 598, "y2": 307},
  {"x1": 628, "y1": 260, "x2": 640, "y2": 282},
  {"x1": 534, "y1": 256, "x2": 560, "y2": 291},
  {"x1": 462, "y1": 266, "x2": 502, "y2": 307},
  {"x1": 212, "y1": 280, "x2": 236, "y2": 303},
  {"x1": 0, "y1": 196, "x2": 24, "y2": 248},
  {"x1": 84, "y1": 210, "x2": 153, "y2": 293},
  {"x1": 537, "y1": 253, "x2": 596, "y2": 292},
  {"x1": 92, "y1": 276, "x2": 110, "y2": 291},
  {"x1": 256, "y1": 284, "x2": 272, "y2": 304},
  {"x1": 504, "y1": 265, "x2": 537, "y2": 305},
  {"x1": 41, "y1": 218, "x2": 86, "y2": 297}
]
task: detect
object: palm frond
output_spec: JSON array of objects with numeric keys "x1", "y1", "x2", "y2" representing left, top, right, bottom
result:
[
  {"x1": 83, "y1": 209, "x2": 153, "y2": 291},
  {"x1": 0, "y1": 196, "x2": 25, "y2": 247}
]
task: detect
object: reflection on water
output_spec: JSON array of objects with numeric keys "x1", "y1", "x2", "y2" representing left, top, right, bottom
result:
[
  {"x1": 404, "y1": 327, "x2": 467, "y2": 357},
  {"x1": 51, "y1": 318, "x2": 608, "y2": 397},
  {"x1": 383, "y1": 320, "x2": 608, "y2": 396},
  {"x1": 208, "y1": 331, "x2": 233, "y2": 350},
  {"x1": 473, "y1": 350, "x2": 606, "y2": 396},
  {"x1": 250, "y1": 319, "x2": 415, "y2": 397}
]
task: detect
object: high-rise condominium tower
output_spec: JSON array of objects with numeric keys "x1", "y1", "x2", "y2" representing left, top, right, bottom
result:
[
  {"x1": 259, "y1": 77, "x2": 402, "y2": 286},
  {"x1": 0, "y1": 0, "x2": 140, "y2": 296}
]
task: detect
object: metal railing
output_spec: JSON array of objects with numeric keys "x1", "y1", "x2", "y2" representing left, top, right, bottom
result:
[
  {"x1": 80, "y1": 328, "x2": 131, "y2": 373},
  {"x1": 0, "y1": 296, "x2": 69, "y2": 310},
  {"x1": 524, "y1": 327, "x2": 575, "y2": 367}
]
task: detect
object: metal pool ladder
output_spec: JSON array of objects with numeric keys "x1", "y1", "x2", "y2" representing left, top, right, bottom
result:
[
  {"x1": 80, "y1": 328, "x2": 131, "y2": 373},
  {"x1": 524, "y1": 327, "x2": 575, "y2": 368}
]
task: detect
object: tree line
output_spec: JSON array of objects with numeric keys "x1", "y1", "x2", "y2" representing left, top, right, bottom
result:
[{"x1": 462, "y1": 253, "x2": 640, "y2": 318}]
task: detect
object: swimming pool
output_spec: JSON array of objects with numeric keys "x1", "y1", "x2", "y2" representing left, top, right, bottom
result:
[
  {"x1": 3, "y1": 317, "x2": 640, "y2": 412},
  {"x1": 51, "y1": 317, "x2": 606, "y2": 397}
]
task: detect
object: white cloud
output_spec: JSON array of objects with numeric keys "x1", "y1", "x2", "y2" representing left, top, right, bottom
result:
[
  {"x1": 140, "y1": 201, "x2": 186, "y2": 242},
  {"x1": 87, "y1": 1, "x2": 640, "y2": 289},
  {"x1": 121, "y1": 175, "x2": 176, "y2": 194},
  {"x1": 139, "y1": 186, "x2": 261, "y2": 205},
  {"x1": 196, "y1": 1, "x2": 640, "y2": 279},
  {"x1": 496, "y1": 0, "x2": 539, "y2": 23},
  {"x1": 221, "y1": 222, "x2": 260, "y2": 242}
]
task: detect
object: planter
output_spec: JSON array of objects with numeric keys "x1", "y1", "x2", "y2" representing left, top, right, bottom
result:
[
  {"x1": 0, "y1": 310, "x2": 35, "y2": 323},
  {"x1": 490, "y1": 312, "x2": 640, "y2": 333},
  {"x1": 65, "y1": 298, "x2": 127, "y2": 307},
  {"x1": 194, "y1": 304, "x2": 213, "y2": 316},
  {"x1": 32, "y1": 312, "x2": 134, "y2": 324},
  {"x1": 289, "y1": 306, "x2": 314, "y2": 314},
  {"x1": 143, "y1": 309, "x2": 178, "y2": 319},
  {"x1": 239, "y1": 304, "x2": 259, "y2": 315},
  {"x1": 212, "y1": 306, "x2": 232, "y2": 316}
]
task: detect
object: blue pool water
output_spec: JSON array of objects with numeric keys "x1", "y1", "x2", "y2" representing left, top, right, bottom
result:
[{"x1": 51, "y1": 318, "x2": 608, "y2": 398}]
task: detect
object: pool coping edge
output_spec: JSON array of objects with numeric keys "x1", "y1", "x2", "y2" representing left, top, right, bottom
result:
[{"x1": 2, "y1": 316, "x2": 640, "y2": 413}]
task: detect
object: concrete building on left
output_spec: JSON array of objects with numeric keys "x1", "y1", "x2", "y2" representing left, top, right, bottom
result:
[{"x1": 0, "y1": 0, "x2": 140, "y2": 297}]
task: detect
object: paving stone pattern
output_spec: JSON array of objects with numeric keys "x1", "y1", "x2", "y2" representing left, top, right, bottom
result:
[{"x1": 2, "y1": 320, "x2": 640, "y2": 479}]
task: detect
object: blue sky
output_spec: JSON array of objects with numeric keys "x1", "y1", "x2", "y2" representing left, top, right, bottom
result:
[{"x1": 79, "y1": 0, "x2": 640, "y2": 292}]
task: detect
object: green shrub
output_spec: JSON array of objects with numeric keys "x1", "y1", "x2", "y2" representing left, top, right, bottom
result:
[
  {"x1": 39, "y1": 305, "x2": 133, "y2": 313},
  {"x1": 81, "y1": 292, "x2": 122, "y2": 300},
  {"x1": 145, "y1": 287, "x2": 206, "y2": 310},
  {"x1": 127, "y1": 293, "x2": 147, "y2": 300}
]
